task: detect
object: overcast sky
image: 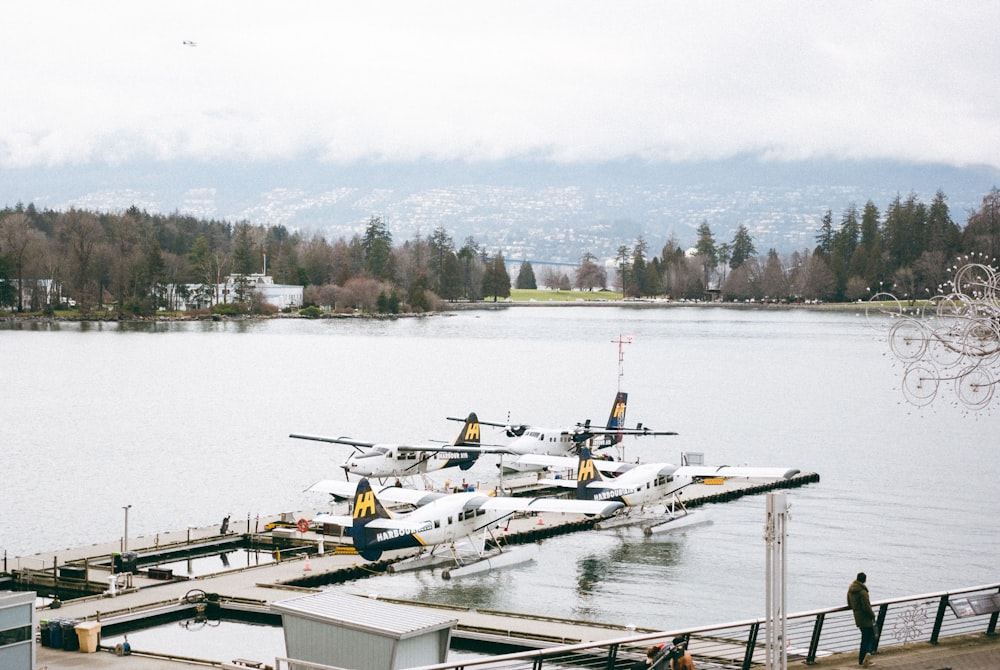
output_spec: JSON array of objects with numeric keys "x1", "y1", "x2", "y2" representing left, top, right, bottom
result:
[{"x1": 4, "y1": 1, "x2": 999, "y2": 170}]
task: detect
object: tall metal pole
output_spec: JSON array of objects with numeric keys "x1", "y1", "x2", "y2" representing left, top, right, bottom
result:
[
  {"x1": 610, "y1": 335, "x2": 632, "y2": 392},
  {"x1": 764, "y1": 492, "x2": 789, "y2": 670},
  {"x1": 122, "y1": 504, "x2": 132, "y2": 553}
]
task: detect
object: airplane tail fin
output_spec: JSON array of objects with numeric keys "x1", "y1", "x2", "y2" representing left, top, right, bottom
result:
[
  {"x1": 452, "y1": 412, "x2": 481, "y2": 471},
  {"x1": 575, "y1": 447, "x2": 606, "y2": 500},
  {"x1": 601, "y1": 391, "x2": 628, "y2": 446},
  {"x1": 351, "y1": 478, "x2": 392, "y2": 561}
]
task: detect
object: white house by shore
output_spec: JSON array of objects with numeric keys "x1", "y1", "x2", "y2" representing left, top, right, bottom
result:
[{"x1": 171, "y1": 274, "x2": 303, "y2": 311}]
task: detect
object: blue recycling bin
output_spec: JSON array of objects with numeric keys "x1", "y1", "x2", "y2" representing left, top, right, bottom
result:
[
  {"x1": 39, "y1": 619, "x2": 50, "y2": 647},
  {"x1": 48, "y1": 619, "x2": 63, "y2": 648}
]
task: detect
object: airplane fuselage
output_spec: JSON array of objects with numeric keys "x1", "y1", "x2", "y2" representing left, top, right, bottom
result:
[
  {"x1": 501, "y1": 429, "x2": 613, "y2": 472},
  {"x1": 344, "y1": 445, "x2": 477, "y2": 478},
  {"x1": 353, "y1": 492, "x2": 508, "y2": 555}
]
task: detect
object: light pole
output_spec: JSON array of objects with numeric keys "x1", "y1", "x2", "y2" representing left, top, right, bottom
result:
[{"x1": 122, "y1": 505, "x2": 132, "y2": 553}]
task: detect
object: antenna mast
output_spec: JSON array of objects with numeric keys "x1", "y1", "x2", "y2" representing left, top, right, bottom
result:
[{"x1": 611, "y1": 334, "x2": 632, "y2": 392}]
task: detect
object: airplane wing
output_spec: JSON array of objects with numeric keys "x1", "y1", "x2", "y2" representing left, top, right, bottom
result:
[
  {"x1": 512, "y1": 453, "x2": 639, "y2": 474},
  {"x1": 306, "y1": 479, "x2": 358, "y2": 497},
  {"x1": 536, "y1": 477, "x2": 576, "y2": 489},
  {"x1": 446, "y1": 416, "x2": 528, "y2": 436},
  {"x1": 306, "y1": 479, "x2": 446, "y2": 507},
  {"x1": 397, "y1": 444, "x2": 519, "y2": 455},
  {"x1": 446, "y1": 415, "x2": 508, "y2": 428},
  {"x1": 676, "y1": 465, "x2": 801, "y2": 479},
  {"x1": 312, "y1": 513, "x2": 353, "y2": 526},
  {"x1": 290, "y1": 433, "x2": 376, "y2": 448},
  {"x1": 480, "y1": 496, "x2": 623, "y2": 517},
  {"x1": 573, "y1": 425, "x2": 678, "y2": 440}
]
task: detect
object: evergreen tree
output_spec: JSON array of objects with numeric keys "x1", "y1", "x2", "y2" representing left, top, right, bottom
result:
[
  {"x1": 630, "y1": 237, "x2": 648, "y2": 297},
  {"x1": 515, "y1": 260, "x2": 537, "y2": 289},
  {"x1": 458, "y1": 237, "x2": 483, "y2": 300},
  {"x1": 962, "y1": 187, "x2": 1000, "y2": 262},
  {"x1": 850, "y1": 200, "x2": 882, "y2": 286},
  {"x1": 362, "y1": 216, "x2": 393, "y2": 280},
  {"x1": 694, "y1": 221, "x2": 718, "y2": 287},
  {"x1": 482, "y1": 252, "x2": 511, "y2": 302},
  {"x1": 883, "y1": 193, "x2": 927, "y2": 270},
  {"x1": 615, "y1": 245, "x2": 630, "y2": 293},
  {"x1": 438, "y1": 252, "x2": 464, "y2": 300},
  {"x1": 925, "y1": 190, "x2": 961, "y2": 259},
  {"x1": 232, "y1": 222, "x2": 257, "y2": 275},
  {"x1": 729, "y1": 225, "x2": 756, "y2": 269},
  {"x1": 814, "y1": 210, "x2": 834, "y2": 259},
  {"x1": 427, "y1": 227, "x2": 454, "y2": 293}
]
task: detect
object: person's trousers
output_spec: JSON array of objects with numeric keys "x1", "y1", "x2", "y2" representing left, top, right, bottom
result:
[{"x1": 858, "y1": 625, "x2": 876, "y2": 664}]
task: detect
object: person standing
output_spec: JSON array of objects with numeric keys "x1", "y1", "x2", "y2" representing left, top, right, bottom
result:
[{"x1": 847, "y1": 572, "x2": 876, "y2": 667}]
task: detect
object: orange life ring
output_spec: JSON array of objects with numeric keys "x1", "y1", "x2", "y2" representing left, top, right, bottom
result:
[{"x1": 296, "y1": 518, "x2": 310, "y2": 533}]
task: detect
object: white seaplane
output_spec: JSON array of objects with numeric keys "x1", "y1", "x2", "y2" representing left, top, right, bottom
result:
[
  {"x1": 305, "y1": 476, "x2": 623, "y2": 578},
  {"x1": 290, "y1": 413, "x2": 488, "y2": 483}
]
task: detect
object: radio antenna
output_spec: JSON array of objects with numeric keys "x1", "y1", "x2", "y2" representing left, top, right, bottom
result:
[{"x1": 611, "y1": 334, "x2": 632, "y2": 392}]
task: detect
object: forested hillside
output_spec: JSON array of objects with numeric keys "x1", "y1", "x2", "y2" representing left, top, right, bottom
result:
[{"x1": 1, "y1": 187, "x2": 998, "y2": 315}]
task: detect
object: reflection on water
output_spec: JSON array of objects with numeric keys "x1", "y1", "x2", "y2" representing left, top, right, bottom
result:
[
  {"x1": 577, "y1": 530, "x2": 684, "y2": 594},
  {"x1": 5, "y1": 308, "x2": 999, "y2": 634},
  {"x1": 152, "y1": 549, "x2": 277, "y2": 578},
  {"x1": 101, "y1": 616, "x2": 491, "y2": 667},
  {"x1": 103, "y1": 619, "x2": 286, "y2": 666}
]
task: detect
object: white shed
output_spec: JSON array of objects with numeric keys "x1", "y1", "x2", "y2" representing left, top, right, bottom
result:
[
  {"x1": 0, "y1": 591, "x2": 35, "y2": 670},
  {"x1": 272, "y1": 591, "x2": 457, "y2": 670}
]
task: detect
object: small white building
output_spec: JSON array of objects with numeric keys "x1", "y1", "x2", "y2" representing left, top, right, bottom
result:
[
  {"x1": 0, "y1": 591, "x2": 35, "y2": 670},
  {"x1": 234, "y1": 273, "x2": 304, "y2": 310},
  {"x1": 169, "y1": 274, "x2": 303, "y2": 311},
  {"x1": 273, "y1": 591, "x2": 456, "y2": 670}
]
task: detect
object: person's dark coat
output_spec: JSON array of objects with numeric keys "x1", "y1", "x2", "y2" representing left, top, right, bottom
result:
[{"x1": 847, "y1": 578, "x2": 875, "y2": 628}]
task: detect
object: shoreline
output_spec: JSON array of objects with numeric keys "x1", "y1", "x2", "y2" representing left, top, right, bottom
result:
[{"x1": 0, "y1": 299, "x2": 883, "y2": 323}]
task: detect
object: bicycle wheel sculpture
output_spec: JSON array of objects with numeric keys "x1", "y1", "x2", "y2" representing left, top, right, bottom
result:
[{"x1": 868, "y1": 259, "x2": 1000, "y2": 410}]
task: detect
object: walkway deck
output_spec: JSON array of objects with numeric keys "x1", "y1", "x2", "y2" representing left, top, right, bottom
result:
[{"x1": 17, "y1": 473, "x2": 836, "y2": 668}]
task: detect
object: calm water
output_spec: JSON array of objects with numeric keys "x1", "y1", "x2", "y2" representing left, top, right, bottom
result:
[{"x1": 2, "y1": 307, "x2": 997, "y2": 638}]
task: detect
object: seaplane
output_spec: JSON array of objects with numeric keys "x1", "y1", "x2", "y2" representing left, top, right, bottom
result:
[
  {"x1": 305, "y1": 477, "x2": 624, "y2": 578},
  {"x1": 289, "y1": 413, "x2": 491, "y2": 483},
  {"x1": 527, "y1": 447, "x2": 703, "y2": 533},
  {"x1": 448, "y1": 392, "x2": 678, "y2": 473},
  {"x1": 524, "y1": 447, "x2": 800, "y2": 534}
]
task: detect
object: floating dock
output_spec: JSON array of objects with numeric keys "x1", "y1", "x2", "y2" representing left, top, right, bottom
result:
[{"x1": 9, "y1": 471, "x2": 821, "y2": 668}]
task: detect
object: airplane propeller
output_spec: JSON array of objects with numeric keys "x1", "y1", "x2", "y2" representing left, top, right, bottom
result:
[{"x1": 502, "y1": 410, "x2": 528, "y2": 438}]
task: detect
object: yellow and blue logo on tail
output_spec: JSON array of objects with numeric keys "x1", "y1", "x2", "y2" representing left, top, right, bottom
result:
[{"x1": 450, "y1": 412, "x2": 481, "y2": 471}]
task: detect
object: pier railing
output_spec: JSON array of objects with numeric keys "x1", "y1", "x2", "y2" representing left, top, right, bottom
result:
[{"x1": 274, "y1": 582, "x2": 1000, "y2": 670}]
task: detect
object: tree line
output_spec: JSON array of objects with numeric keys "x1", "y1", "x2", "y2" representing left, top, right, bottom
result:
[
  {"x1": 1, "y1": 187, "x2": 998, "y2": 314},
  {"x1": 586, "y1": 187, "x2": 1000, "y2": 303},
  {"x1": 0, "y1": 205, "x2": 513, "y2": 315}
]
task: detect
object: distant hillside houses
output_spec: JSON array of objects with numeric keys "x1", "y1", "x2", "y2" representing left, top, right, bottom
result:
[{"x1": 171, "y1": 273, "x2": 303, "y2": 311}]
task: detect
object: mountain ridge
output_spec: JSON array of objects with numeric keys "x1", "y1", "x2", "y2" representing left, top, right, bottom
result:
[{"x1": 3, "y1": 158, "x2": 997, "y2": 263}]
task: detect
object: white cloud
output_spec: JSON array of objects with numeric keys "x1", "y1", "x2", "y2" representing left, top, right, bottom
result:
[{"x1": 2, "y1": 1, "x2": 999, "y2": 168}]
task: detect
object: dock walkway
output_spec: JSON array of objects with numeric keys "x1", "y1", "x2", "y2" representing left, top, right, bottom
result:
[{"x1": 18, "y1": 473, "x2": 835, "y2": 668}]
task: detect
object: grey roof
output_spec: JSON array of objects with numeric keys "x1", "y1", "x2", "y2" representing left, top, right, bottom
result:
[{"x1": 272, "y1": 591, "x2": 457, "y2": 639}]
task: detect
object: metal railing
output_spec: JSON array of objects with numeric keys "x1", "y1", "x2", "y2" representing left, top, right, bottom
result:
[{"x1": 274, "y1": 582, "x2": 999, "y2": 670}]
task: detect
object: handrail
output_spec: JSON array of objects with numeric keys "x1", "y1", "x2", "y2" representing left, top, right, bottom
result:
[{"x1": 392, "y1": 582, "x2": 1000, "y2": 670}]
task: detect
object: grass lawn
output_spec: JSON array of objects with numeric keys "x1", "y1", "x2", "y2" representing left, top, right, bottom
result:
[{"x1": 508, "y1": 288, "x2": 623, "y2": 302}]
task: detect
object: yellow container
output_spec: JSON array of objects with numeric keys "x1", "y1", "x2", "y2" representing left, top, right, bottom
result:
[
  {"x1": 703, "y1": 477, "x2": 725, "y2": 485},
  {"x1": 74, "y1": 620, "x2": 102, "y2": 653}
]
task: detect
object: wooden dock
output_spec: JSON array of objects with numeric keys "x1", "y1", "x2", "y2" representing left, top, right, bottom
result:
[{"x1": 15, "y1": 472, "x2": 826, "y2": 668}]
